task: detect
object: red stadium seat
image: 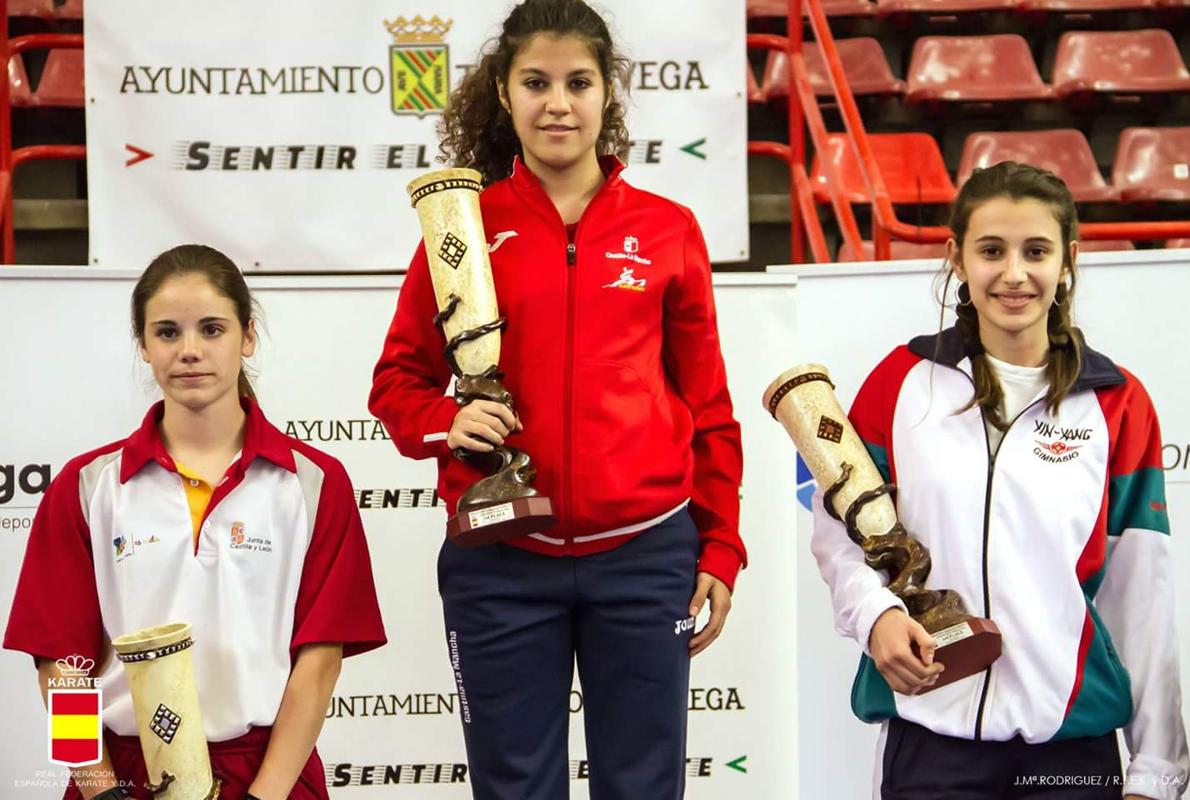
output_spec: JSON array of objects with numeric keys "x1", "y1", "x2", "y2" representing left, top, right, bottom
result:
[
  {"x1": 956, "y1": 130, "x2": 1117, "y2": 202},
  {"x1": 763, "y1": 39, "x2": 905, "y2": 99},
  {"x1": 33, "y1": 48, "x2": 84, "y2": 108},
  {"x1": 816, "y1": 0, "x2": 880, "y2": 13},
  {"x1": 9, "y1": 56, "x2": 34, "y2": 108},
  {"x1": 747, "y1": 0, "x2": 877, "y2": 16},
  {"x1": 1111, "y1": 127, "x2": 1190, "y2": 202},
  {"x1": 748, "y1": 0, "x2": 788, "y2": 13},
  {"x1": 810, "y1": 133, "x2": 956, "y2": 204},
  {"x1": 1019, "y1": 0, "x2": 1154, "y2": 11},
  {"x1": 1078, "y1": 240, "x2": 1136, "y2": 251},
  {"x1": 54, "y1": 0, "x2": 84, "y2": 18},
  {"x1": 907, "y1": 35, "x2": 1053, "y2": 105},
  {"x1": 7, "y1": 0, "x2": 55, "y2": 17},
  {"x1": 6, "y1": 0, "x2": 82, "y2": 16},
  {"x1": 1053, "y1": 30, "x2": 1190, "y2": 101},
  {"x1": 838, "y1": 239, "x2": 949, "y2": 261},
  {"x1": 876, "y1": 0, "x2": 1015, "y2": 16}
]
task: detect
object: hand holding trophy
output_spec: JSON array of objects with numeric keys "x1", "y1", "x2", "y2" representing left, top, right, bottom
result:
[
  {"x1": 406, "y1": 168, "x2": 556, "y2": 547},
  {"x1": 764, "y1": 365, "x2": 1001, "y2": 692},
  {"x1": 111, "y1": 622, "x2": 220, "y2": 798}
]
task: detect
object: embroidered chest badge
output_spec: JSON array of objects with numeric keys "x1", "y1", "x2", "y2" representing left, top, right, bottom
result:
[
  {"x1": 604, "y1": 235, "x2": 652, "y2": 266},
  {"x1": 113, "y1": 535, "x2": 135, "y2": 563},
  {"x1": 229, "y1": 522, "x2": 273, "y2": 554},
  {"x1": 488, "y1": 230, "x2": 518, "y2": 253},
  {"x1": 602, "y1": 267, "x2": 648, "y2": 292},
  {"x1": 1032, "y1": 419, "x2": 1091, "y2": 464},
  {"x1": 1034, "y1": 440, "x2": 1083, "y2": 462}
]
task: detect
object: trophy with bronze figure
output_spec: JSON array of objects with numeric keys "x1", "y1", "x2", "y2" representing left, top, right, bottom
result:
[
  {"x1": 406, "y1": 168, "x2": 556, "y2": 547},
  {"x1": 764, "y1": 365, "x2": 1001, "y2": 691},
  {"x1": 111, "y1": 622, "x2": 220, "y2": 798}
]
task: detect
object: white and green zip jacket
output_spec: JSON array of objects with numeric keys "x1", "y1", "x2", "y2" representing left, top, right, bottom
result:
[{"x1": 812, "y1": 327, "x2": 1188, "y2": 798}]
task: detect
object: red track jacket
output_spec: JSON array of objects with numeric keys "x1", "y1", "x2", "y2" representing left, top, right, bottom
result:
[{"x1": 370, "y1": 157, "x2": 746, "y2": 589}]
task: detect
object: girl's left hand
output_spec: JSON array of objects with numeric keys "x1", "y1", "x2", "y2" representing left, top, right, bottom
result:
[{"x1": 688, "y1": 571, "x2": 731, "y2": 657}]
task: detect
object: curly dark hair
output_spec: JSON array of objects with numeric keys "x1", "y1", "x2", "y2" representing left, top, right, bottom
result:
[{"x1": 437, "y1": 0, "x2": 630, "y2": 185}]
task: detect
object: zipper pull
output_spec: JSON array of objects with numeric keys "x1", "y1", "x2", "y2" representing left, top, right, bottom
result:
[{"x1": 566, "y1": 243, "x2": 577, "y2": 266}]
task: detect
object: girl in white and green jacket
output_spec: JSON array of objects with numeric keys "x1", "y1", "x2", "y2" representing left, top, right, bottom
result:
[{"x1": 814, "y1": 161, "x2": 1188, "y2": 800}]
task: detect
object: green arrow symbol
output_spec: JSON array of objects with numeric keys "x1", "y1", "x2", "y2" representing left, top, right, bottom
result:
[
  {"x1": 726, "y1": 755, "x2": 747, "y2": 774},
  {"x1": 680, "y1": 138, "x2": 707, "y2": 160}
]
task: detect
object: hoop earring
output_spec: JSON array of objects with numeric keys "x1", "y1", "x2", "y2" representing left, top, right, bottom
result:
[{"x1": 957, "y1": 282, "x2": 973, "y2": 308}]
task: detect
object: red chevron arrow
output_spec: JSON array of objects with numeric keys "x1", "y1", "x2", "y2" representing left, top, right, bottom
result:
[{"x1": 124, "y1": 144, "x2": 154, "y2": 167}]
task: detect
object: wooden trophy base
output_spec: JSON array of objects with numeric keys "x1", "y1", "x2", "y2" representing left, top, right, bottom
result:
[
  {"x1": 918, "y1": 617, "x2": 1002, "y2": 692},
  {"x1": 446, "y1": 496, "x2": 556, "y2": 548}
]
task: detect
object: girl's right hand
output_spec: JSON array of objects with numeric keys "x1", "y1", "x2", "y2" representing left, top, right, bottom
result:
[
  {"x1": 869, "y1": 608, "x2": 945, "y2": 694},
  {"x1": 447, "y1": 400, "x2": 523, "y2": 453}
]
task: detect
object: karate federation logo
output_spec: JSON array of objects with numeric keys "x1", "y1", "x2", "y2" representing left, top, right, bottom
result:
[
  {"x1": 385, "y1": 14, "x2": 453, "y2": 117},
  {"x1": 47, "y1": 656, "x2": 103, "y2": 767}
]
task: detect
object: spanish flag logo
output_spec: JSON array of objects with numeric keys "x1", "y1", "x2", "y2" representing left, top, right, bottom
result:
[{"x1": 48, "y1": 690, "x2": 102, "y2": 767}]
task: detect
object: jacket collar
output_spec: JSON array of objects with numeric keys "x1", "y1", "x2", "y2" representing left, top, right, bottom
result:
[
  {"x1": 119, "y1": 397, "x2": 296, "y2": 483},
  {"x1": 508, "y1": 154, "x2": 626, "y2": 198},
  {"x1": 908, "y1": 325, "x2": 1125, "y2": 393}
]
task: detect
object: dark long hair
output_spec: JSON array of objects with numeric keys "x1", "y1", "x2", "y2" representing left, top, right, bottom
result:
[
  {"x1": 132, "y1": 244, "x2": 257, "y2": 398},
  {"x1": 437, "y1": 0, "x2": 630, "y2": 184},
  {"x1": 940, "y1": 161, "x2": 1080, "y2": 430}
]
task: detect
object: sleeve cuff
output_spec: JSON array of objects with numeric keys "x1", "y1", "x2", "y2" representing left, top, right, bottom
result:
[
  {"x1": 1125, "y1": 755, "x2": 1189, "y2": 800},
  {"x1": 697, "y1": 539, "x2": 744, "y2": 592},
  {"x1": 3, "y1": 634, "x2": 101, "y2": 669},
  {"x1": 422, "y1": 396, "x2": 459, "y2": 457},
  {"x1": 291, "y1": 635, "x2": 388, "y2": 660},
  {"x1": 855, "y1": 590, "x2": 907, "y2": 657}
]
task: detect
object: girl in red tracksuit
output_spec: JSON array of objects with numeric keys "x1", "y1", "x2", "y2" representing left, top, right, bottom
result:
[{"x1": 368, "y1": 1, "x2": 745, "y2": 798}]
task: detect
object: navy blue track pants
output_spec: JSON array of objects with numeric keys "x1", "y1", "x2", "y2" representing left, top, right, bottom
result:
[
  {"x1": 881, "y1": 718, "x2": 1123, "y2": 799},
  {"x1": 438, "y1": 508, "x2": 700, "y2": 800}
]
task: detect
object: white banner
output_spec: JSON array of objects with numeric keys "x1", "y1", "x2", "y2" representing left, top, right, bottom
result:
[
  {"x1": 787, "y1": 248, "x2": 1190, "y2": 799},
  {"x1": 0, "y1": 269, "x2": 794, "y2": 797},
  {"x1": 83, "y1": 0, "x2": 749, "y2": 270}
]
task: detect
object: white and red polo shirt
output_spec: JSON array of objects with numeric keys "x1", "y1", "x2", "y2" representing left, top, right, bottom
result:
[{"x1": 4, "y1": 399, "x2": 387, "y2": 741}]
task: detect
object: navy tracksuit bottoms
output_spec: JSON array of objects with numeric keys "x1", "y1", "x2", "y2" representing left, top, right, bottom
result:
[
  {"x1": 881, "y1": 717, "x2": 1123, "y2": 799},
  {"x1": 438, "y1": 508, "x2": 700, "y2": 800}
]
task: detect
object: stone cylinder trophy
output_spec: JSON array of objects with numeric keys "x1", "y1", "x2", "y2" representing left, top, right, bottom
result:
[
  {"x1": 406, "y1": 168, "x2": 556, "y2": 547},
  {"x1": 110, "y1": 622, "x2": 220, "y2": 798},
  {"x1": 764, "y1": 365, "x2": 1000, "y2": 692}
]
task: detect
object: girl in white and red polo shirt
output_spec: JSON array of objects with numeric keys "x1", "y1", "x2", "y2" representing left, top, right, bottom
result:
[{"x1": 5, "y1": 244, "x2": 387, "y2": 800}]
